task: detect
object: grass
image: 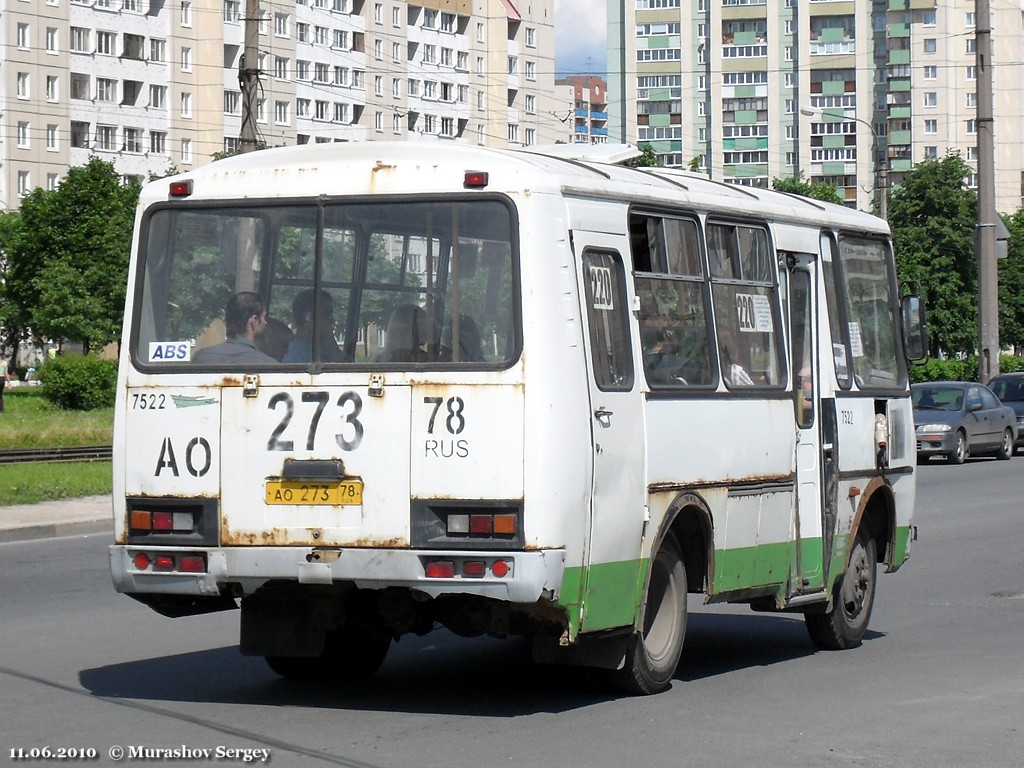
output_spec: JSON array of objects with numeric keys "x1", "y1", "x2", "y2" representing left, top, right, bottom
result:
[
  {"x1": 0, "y1": 388, "x2": 113, "y2": 448},
  {"x1": 0, "y1": 461, "x2": 112, "y2": 506},
  {"x1": 0, "y1": 389, "x2": 114, "y2": 505}
]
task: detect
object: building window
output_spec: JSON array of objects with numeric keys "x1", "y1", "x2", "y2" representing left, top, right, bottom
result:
[
  {"x1": 18, "y1": 172, "x2": 31, "y2": 198},
  {"x1": 181, "y1": 1, "x2": 192, "y2": 26},
  {"x1": 374, "y1": 111, "x2": 383, "y2": 132},
  {"x1": 967, "y1": 119, "x2": 977, "y2": 135},
  {"x1": 150, "y1": 39, "x2": 166, "y2": 62},
  {"x1": 224, "y1": 0, "x2": 241, "y2": 22},
  {"x1": 923, "y1": 119, "x2": 937, "y2": 134},
  {"x1": 46, "y1": 76, "x2": 58, "y2": 102},
  {"x1": 125, "y1": 128, "x2": 143, "y2": 153},
  {"x1": 95, "y1": 125, "x2": 117, "y2": 151},
  {"x1": 224, "y1": 90, "x2": 240, "y2": 114},
  {"x1": 150, "y1": 84, "x2": 167, "y2": 108},
  {"x1": 71, "y1": 121, "x2": 90, "y2": 148},
  {"x1": 923, "y1": 92, "x2": 937, "y2": 107},
  {"x1": 182, "y1": 138, "x2": 193, "y2": 164},
  {"x1": 334, "y1": 102, "x2": 349, "y2": 123},
  {"x1": 71, "y1": 27, "x2": 89, "y2": 52},
  {"x1": 17, "y1": 72, "x2": 30, "y2": 99},
  {"x1": 96, "y1": 78, "x2": 116, "y2": 102},
  {"x1": 275, "y1": 12, "x2": 289, "y2": 37},
  {"x1": 315, "y1": 100, "x2": 330, "y2": 120},
  {"x1": 922, "y1": 10, "x2": 936, "y2": 26},
  {"x1": 151, "y1": 131, "x2": 167, "y2": 154},
  {"x1": 923, "y1": 38, "x2": 936, "y2": 53},
  {"x1": 275, "y1": 100, "x2": 290, "y2": 124},
  {"x1": 924, "y1": 146, "x2": 938, "y2": 160},
  {"x1": 17, "y1": 122, "x2": 31, "y2": 149},
  {"x1": 181, "y1": 92, "x2": 192, "y2": 117},
  {"x1": 46, "y1": 27, "x2": 58, "y2": 53},
  {"x1": 966, "y1": 65, "x2": 976, "y2": 81},
  {"x1": 71, "y1": 74, "x2": 90, "y2": 100},
  {"x1": 966, "y1": 92, "x2": 977, "y2": 108},
  {"x1": 525, "y1": 94, "x2": 536, "y2": 114},
  {"x1": 276, "y1": 57, "x2": 289, "y2": 79},
  {"x1": 924, "y1": 65, "x2": 937, "y2": 80},
  {"x1": 17, "y1": 23, "x2": 30, "y2": 49},
  {"x1": 181, "y1": 47, "x2": 192, "y2": 72}
]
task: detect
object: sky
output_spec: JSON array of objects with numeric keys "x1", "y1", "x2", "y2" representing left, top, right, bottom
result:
[{"x1": 553, "y1": 0, "x2": 607, "y2": 76}]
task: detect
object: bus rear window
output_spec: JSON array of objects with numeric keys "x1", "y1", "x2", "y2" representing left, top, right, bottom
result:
[{"x1": 132, "y1": 199, "x2": 518, "y2": 369}]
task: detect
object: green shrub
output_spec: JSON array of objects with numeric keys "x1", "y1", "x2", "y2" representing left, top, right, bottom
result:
[
  {"x1": 37, "y1": 354, "x2": 118, "y2": 410},
  {"x1": 910, "y1": 354, "x2": 1024, "y2": 383}
]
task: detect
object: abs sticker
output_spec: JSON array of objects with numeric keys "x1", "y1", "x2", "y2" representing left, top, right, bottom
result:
[
  {"x1": 735, "y1": 293, "x2": 773, "y2": 333},
  {"x1": 149, "y1": 341, "x2": 191, "y2": 362}
]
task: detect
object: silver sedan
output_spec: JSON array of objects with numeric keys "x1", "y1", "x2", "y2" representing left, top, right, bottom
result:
[{"x1": 913, "y1": 381, "x2": 1017, "y2": 464}]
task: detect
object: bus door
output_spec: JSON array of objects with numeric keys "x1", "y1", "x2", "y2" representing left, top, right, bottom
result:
[
  {"x1": 789, "y1": 254, "x2": 828, "y2": 594},
  {"x1": 574, "y1": 238, "x2": 647, "y2": 632}
]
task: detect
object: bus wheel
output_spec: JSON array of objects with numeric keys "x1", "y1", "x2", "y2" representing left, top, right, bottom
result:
[
  {"x1": 608, "y1": 532, "x2": 687, "y2": 695},
  {"x1": 266, "y1": 625, "x2": 390, "y2": 681},
  {"x1": 805, "y1": 531, "x2": 877, "y2": 651}
]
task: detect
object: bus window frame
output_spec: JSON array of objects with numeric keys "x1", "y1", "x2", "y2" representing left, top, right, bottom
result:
[
  {"x1": 826, "y1": 230, "x2": 909, "y2": 395},
  {"x1": 628, "y1": 208, "x2": 718, "y2": 392},
  {"x1": 128, "y1": 193, "x2": 524, "y2": 374},
  {"x1": 706, "y1": 217, "x2": 788, "y2": 391}
]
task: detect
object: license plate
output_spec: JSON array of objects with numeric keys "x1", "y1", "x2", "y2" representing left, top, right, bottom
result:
[{"x1": 265, "y1": 480, "x2": 363, "y2": 506}]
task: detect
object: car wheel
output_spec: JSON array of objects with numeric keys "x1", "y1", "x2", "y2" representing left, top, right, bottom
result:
[
  {"x1": 996, "y1": 429, "x2": 1013, "y2": 460},
  {"x1": 947, "y1": 431, "x2": 967, "y2": 464}
]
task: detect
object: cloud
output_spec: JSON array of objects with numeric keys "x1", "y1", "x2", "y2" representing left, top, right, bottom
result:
[{"x1": 554, "y1": 0, "x2": 607, "y2": 75}]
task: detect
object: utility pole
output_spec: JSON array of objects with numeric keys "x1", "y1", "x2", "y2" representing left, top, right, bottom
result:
[
  {"x1": 976, "y1": 0, "x2": 999, "y2": 382},
  {"x1": 239, "y1": 0, "x2": 261, "y2": 154}
]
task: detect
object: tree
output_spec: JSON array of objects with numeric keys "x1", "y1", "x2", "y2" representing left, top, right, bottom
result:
[
  {"x1": 771, "y1": 172, "x2": 844, "y2": 206},
  {"x1": 6, "y1": 157, "x2": 139, "y2": 354},
  {"x1": 0, "y1": 210, "x2": 27, "y2": 354},
  {"x1": 999, "y1": 209, "x2": 1024, "y2": 354},
  {"x1": 888, "y1": 152, "x2": 977, "y2": 357},
  {"x1": 624, "y1": 144, "x2": 659, "y2": 168}
]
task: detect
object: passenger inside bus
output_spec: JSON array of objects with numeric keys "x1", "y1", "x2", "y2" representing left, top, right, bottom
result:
[
  {"x1": 719, "y1": 326, "x2": 755, "y2": 387},
  {"x1": 378, "y1": 303, "x2": 429, "y2": 363},
  {"x1": 440, "y1": 314, "x2": 484, "y2": 362},
  {"x1": 281, "y1": 288, "x2": 348, "y2": 363},
  {"x1": 191, "y1": 292, "x2": 277, "y2": 366},
  {"x1": 257, "y1": 317, "x2": 293, "y2": 361}
]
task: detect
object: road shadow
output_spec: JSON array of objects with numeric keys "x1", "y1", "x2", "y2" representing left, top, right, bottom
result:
[{"x1": 79, "y1": 612, "x2": 883, "y2": 716}]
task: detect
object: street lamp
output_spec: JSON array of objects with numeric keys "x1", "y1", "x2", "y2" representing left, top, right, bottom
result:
[{"x1": 801, "y1": 106, "x2": 888, "y2": 221}]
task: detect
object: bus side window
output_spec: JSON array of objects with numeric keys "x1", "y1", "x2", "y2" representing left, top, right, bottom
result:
[{"x1": 583, "y1": 250, "x2": 634, "y2": 391}]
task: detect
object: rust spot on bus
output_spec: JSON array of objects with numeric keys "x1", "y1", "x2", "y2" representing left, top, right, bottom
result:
[{"x1": 648, "y1": 472, "x2": 793, "y2": 494}]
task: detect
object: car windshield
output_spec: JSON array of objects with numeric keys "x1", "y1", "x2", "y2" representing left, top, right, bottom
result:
[
  {"x1": 913, "y1": 386, "x2": 963, "y2": 411},
  {"x1": 989, "y1": 378, "x2": 1024, "y2": 402}
]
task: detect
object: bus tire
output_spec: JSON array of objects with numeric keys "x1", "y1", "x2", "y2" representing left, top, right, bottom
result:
[
  {"x1": 805, "y1": 530, "x2": 877, "y2": 651},
  {"x1": 608, "y1": 532, "x2": 687, "y2": 695},
  {"x1": 266, "y1": 625, "x2": 390, "y2": 681}
]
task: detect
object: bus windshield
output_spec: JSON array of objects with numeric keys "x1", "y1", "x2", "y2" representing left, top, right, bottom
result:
[{"x1": 132, "y1": 198, "x2": 518, "y2": 369}]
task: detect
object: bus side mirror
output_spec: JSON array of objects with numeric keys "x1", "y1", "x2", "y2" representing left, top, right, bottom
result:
[{"x1": 901, "y1": 294, "x2": 928, "y2": 361}]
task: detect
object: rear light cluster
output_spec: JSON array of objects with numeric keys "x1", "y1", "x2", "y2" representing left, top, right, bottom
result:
[
  {"x1": 424, "y1": 558, "x2": 513, "y2": 579},
  {"x1": 131, "y1": 509, "x2": 194, "y2": 533},
  {"x1": 445, "y1": 513, "x2": 517, "y2": 537},
  {"x1": 132, "y1": 551, "x2": 207, "y2": 574}
]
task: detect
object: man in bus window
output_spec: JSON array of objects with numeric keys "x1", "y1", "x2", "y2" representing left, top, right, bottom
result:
[{"x1": 192, "y1": 292, "x2": 277, "y2": 366}]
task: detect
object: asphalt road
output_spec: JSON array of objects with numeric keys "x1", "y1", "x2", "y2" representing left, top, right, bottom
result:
[{"x1": 1, "y1": 458, "x2": 1021, "y2": 767}]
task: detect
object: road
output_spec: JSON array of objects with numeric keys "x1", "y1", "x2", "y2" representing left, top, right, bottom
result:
[{"x1": 1, "y1": 459, "x2": 1021, "y2": 767}]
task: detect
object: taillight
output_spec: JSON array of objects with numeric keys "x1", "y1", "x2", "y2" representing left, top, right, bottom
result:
[{"x1": 131, "y1": 552, "x2": 207, "y2": 574}]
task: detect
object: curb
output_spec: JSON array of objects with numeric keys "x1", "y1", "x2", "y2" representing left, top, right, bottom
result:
[{"x1": 0, "y1": 518, "x2": 111, "y2": 545}]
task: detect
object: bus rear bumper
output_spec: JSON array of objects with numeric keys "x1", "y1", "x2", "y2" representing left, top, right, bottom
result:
[{"x1": 109, "y1": 545, "x2": 567, "y2": 605}]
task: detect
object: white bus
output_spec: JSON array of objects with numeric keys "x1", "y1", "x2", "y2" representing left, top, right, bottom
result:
[{"x1": 109, "y1": 143, "x2": 926, "y2": 694}]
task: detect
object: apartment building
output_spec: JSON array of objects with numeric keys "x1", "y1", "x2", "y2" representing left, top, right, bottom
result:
[
  {"x1": 608, "y1": 0, "x2": 1024, "y2": 214},
  {"x1": 555, "y1": 74, "x2": 609, "y2": 145},
  {"x1": 0, "y1": 0, "x2": 558, "y2": 210}
]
